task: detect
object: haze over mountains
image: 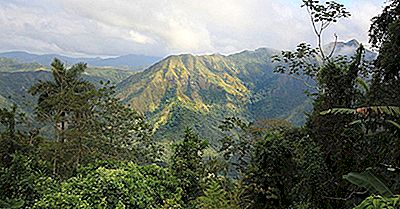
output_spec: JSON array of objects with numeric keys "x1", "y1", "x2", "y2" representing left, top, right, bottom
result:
[
  {"x1": 324, "y1": 39, "x2": 377, "y2": 60},
  {"x1": 0, "y1": 39, "x2": 376, "y2": 142},
  {"x1": 0, "y1": 51, "x2": 161, "y2": 70}
]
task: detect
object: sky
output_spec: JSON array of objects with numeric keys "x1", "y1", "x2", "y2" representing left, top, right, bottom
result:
[{"x1": 0, "y1": 0, "x2": 385, "y2": 57}]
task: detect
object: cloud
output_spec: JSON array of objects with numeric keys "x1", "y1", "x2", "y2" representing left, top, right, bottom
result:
[
  {"x1": 0, "y1": 0, "x2": 385, "y2": 57},
  {"x1": 129, "y1": 30, "x2": 154, "y2": 44}
]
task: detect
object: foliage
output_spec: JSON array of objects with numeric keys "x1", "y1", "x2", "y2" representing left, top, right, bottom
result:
[
  {"x1": 0, "y1": 153, "x2": 50, "y2": 208},
  {"x1": 87, "y1": 83, "x2": 162, "y2": 164},
  {"x1": 271, "y1": 0, "x2": 400, "y2": 208},
  {"x1": 33, "y1": 161, "x2": 183, "y2": 209},
  {"x1": 301, "y1": 0, "x2": 350, "y2": 61},
  {"x1": 20, "y1": 59, "x2": 160, "y2": 179},
  {"x1": 0, "y1": 1, "x2": 399, "y2": 209},
  {"x1": 321, "y1": 106, "x2": 400, "y2": 131},
  {"x1": 171, "y1": 128, "x2": 208, "y2": 204},
  {"x1": 368, "y1": 0, "x2": 400, "y2": 106},
  {"x1": 354, "y1": 195, "x2": 400, "y2": 209},
  {"x1": 243, "y1": 133, "x2": 296, "y2": 209},
  {"x1": 0, "y1": 105, "x2": 38, "y2": 167},
  {"x1": 29, "y1": 58, "x2": 97, "y2": 141},
  {"x1": 369, "y1": 0, "x2": 400, "y2": 49},
  {"x1": 219, "y1": 117, "x2": 253, "y2": 176},
  {"x1": 272, "y1": 43, "x2": 319, "y2": 80},
  {"x1": 195, "y1": 180, "x2": 238, "y2": 209},
  {"x1": 344, "y1": 170, "x2": 394, "y2": 197},
  {"x1": 0, "y1": 105, "x2": 18, "y2": 136},
  {"x1": 239, "y1": 130, "x2": 327, "y2": 208},
  {"x1": 272, "y1": 0, "x2": 351, "y2": 80},
  {"x1": 0, "y1": 106, "x2": 19, "y2": 166}
]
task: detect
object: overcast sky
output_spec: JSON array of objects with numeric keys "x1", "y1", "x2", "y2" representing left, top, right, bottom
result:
[{"x1": 0, "y1": 0, "x2": 385, "y2": 57}]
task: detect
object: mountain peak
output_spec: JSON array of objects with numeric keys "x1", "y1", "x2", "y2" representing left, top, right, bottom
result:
[
  {"x1": 345, "y1": 39, "x2": 360, "y2": 47},
  {"x1": 322, "y1": 38, "x2": 377, "y2": 59}
]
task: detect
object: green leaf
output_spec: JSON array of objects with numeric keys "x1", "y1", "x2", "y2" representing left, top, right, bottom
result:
[
  {"x1": 356, "y1": 76, "x2": 369, "y2": 93},
  {"x1": 343, "y1": 170, "x2": 394, "y2": 197},
  {"x1": 320, "y1": 108, "x2": 355, "y2": 115},
  {"x1": 386, "y1": 120, "x2": 400, "y2": 130}
]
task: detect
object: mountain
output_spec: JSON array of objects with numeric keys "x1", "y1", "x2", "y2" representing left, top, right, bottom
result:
[
  {"x1": 0, "y1": 70, "x2": 52, "y2": 116},
  {"x1": 116, "y1": 48, "x2": 311, "y2": 143},
  {"x1": 0, "y1": 39, "x2": 375, "y2": 143},
  {"x1": 116, "y1": 39, "x2": 377, "y2": 142},
  {"x1": 0, "y1": 57, "x2": 45, "y2": 72},
  {"x1": 90, "y1": 54, "x2": 162, "y2": 69},
  {"x1": 0, "y1": 57, "x2": 136, "y2": 83},
  {"x1": 0, "y1": 51, "x2": 161, "y2": 70},
  {"x1": 0, "y1": 58, "x2": 136, "y2": 119},
  {"x1": 324, "y1": 39, "x2": 377, "y2": 60}
]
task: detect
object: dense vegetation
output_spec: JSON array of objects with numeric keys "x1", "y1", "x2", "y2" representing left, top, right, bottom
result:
[
  {"x1": 0, "y1": 58, "x2": 135, "y2": 123},
  {"x1": 0, "y1": 0, "x2": 399, "y2": 208}
]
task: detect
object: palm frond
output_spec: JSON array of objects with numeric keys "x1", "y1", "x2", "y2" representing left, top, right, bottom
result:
[
  {"x1": 386, "y1": 120, "x2": 400, "y2": 129},
  {"x1": 320, "y1": 108, "x2": 356, "y2": 115},
  {"x1": 321, "y1": 106, "x2": 400, "y2": 117}
]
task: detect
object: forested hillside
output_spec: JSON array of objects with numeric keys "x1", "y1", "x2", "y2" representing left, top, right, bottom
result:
[
  {"x1": 0, "y1": 58, "x2": 135, "y2": 119},
  {"x1": 116, "y1": 49, "x2": 311, "y2": 141},
  {"x1": 0, "y1": 0, "x2": 399, "y2": 209},
  {"x1": 0, "y1": 38, "x2": 373, "y2": 142}
]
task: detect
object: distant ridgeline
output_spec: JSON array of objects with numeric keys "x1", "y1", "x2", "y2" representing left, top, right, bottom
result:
[
  {"x1": 0, "y1": 57, "x2": 136, "y2": 123},
  {"x1": 0, "y1": 40, "x2": 376, "y2": 144},
  {"x1": 0, "y1": 51, "x2": 161, "y2": 71}
]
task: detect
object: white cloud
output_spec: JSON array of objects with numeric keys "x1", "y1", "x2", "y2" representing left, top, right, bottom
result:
[
  {"x1": 129, "y1": 30, "x2": 154, "y2": 44},
  {"x1": 0, "y1": 0, "x2": 385, "y2": 57}
]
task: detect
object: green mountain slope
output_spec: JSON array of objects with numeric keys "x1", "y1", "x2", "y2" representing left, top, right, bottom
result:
[
  {"x1": 0, "y1": 57, "x2": 135, "y2": 83},
  {"x1": 116, "y1": 48, "x2": 311, "y2": 142},
  {"x1": 0, "y1": 57, "x2": 45, "y2": 72},
  {"x1": 0, "y1": 58, "x2": 135, "y2": 119},
  {"x1": 228, "y1": 48, "x2": 311, "y2": 123}
]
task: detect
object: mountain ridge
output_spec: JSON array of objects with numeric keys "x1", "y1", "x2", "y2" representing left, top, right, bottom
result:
[
  {"x1": 116, "y1": 47, "x2": 309, "y2": 141},
  {"x1": 115, "y1": 39, "x2": 377, "y2": 141},
  {"x1": 0, "y1": 39, "x2": 377, "y2": 142},
  {"x1": 0, "y1": 51, "x2": 161, "y2": 70}
]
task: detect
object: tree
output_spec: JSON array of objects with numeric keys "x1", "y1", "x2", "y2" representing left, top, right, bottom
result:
[
  {"x1": 271, "y1": 0, "x2": 379, "y2": 207},
  {"x1": 195, "y1": 180, "x2": 238, "y2": 209},
  {"x1": 219, "y1": 117, "x2": 253, "y2": 177},
  {"x1": 219, "y1": 117, "x2": 293, "y2": 178},
  {"x1": 0, "y1": 106, "x2": 19, "y2": 166},
  {"x1": 368, "y1": 0, "x2": 400, "y2": 106},
  {"x1": 86, "y1": 83, "x2": 161, "y2": 164},
  {"x1": 33, "y1": 161, "x2": 183, "y2": 209},
  {"x1": 170, "y1": 128, "x2": 208, "y2": 204},
  {"x1": 29, "y1": 58, "x2": 96, "y2": 142},
  {"x1": 243, "y1": 133, "x2": 297, "y2": 209},
  {"x1": 0, "y1": 153, "x2": 49, "y2": 208}
]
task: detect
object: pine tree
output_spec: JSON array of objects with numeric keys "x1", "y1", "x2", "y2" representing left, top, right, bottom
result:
[{"x1": 171, "y1": 128, "x2": 208, "y2": 204}]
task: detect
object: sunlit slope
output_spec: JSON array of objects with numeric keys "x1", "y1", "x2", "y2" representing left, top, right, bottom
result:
[{"x1": 117, "y1": 48, "x2": 310, "y2": 141}]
